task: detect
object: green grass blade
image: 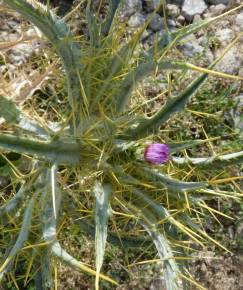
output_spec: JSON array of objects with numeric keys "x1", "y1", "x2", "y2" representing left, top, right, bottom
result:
[
  {"x1": 93, "y1": 182, "x2": 112, "y2": 290},
  {"x1": 0, "y1": 133, "x2": 81, "y2": 165}
]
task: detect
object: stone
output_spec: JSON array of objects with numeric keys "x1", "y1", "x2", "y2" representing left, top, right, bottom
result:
[
  {"x1": 120, "y1": 0, "x2": 142, "y2": 17},
  {"x1": 215, "y1": 28, "x2": 235, "y2": 46},
  {"x1": 209, "y1": 4, "x2": 226, "y2": 16},
  {"x1": 148, "y1": 13, "x2": 164, "y2": 32},
  {"x1": 215, "y1": 45, "x2": 242, "y2": 74},
  {"x1": 193, "y1": 14, "x2": 203, "y2": 23},
  {"x1": 235, "y1": 12, "x2": 243, "y2": 30},
  {"x1": 167, "y1": 4, "x2": 180, "y2": 17},
  {"x1": 205, "y1": 0, "x2": 229, "y2": 5},
  {"x1": 178, "y1": 34, "x2": 204, "y2": 57},
  {"x1": 177, "y1": 15, "x2": 186, "y2": 25},
  {"x1": 167, "y1": 18, "x2": 176, "y2": 28},
  {"x1": 182, "y1": 0, "x2": 208, "y2": 21},
  {"x1": 128, "y1": 12, "x2": 146, "y2": 28}
]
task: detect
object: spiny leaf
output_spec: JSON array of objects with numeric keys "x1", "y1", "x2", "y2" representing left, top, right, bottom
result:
[
  {"x1": 171, "y1": 150, "x2": 243, "y2": 167},
  {"x1": 115, "y1": 60, "x2": 186, "y2": 112},
  {"x1": 101, "y1": 0, "x2": 122, "y2": 36},
  {"x1": 86, "y1": 3, "x2": 101, "y2": 48},
  {"x1": 3, "y1": 0, "x2": 83, "y2": 127},
  {"x1": 93, "y1": 182, "x2": 112, "y2": 290},
  {"x1": 41, "y1": 177, "x2": 117, "y2": 286},
  {"x1": 120, "y1": 200, "x2": 180, "y2": 290},
  {"x1": 51, "y1": 241, "x2": 118, "y2": 285},
  {"x1": 122, "y1": 73, "x2": 207, "y2": 140},
  {"x1": 0, "y1": 95, "x2": 55, "y2": 137},
  {"x1": 0, "y1": 95, "x2": 20, "y2": 123},
  {"x1": 0, "y1": 133, "x2": 81, "y2": 165},
  {"x1": 0, "y1": 190, "x2": 39, "y2": 279},
  {"x1": 137, "y1": 167, "x2": 205, "y2": 192}
]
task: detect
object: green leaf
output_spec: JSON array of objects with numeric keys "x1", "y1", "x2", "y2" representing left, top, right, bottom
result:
[
  {"x1": 123, "y1": 73, "x2": 207, "y2": 140},
  {"x1": 168, "y1": 139, "x2": 207, "y2": 153},
  {"x1": 115, "y1": 60, "x2": 187, "y2": 112},
  {"x1": 121, "y1": 200, "x2": 180, "y2": 290},
  {"x1": 0, "y1": 96, "x2": 20, "y2": 123},
  {"x1": 0, "y1": 190, "x2": 39, "y2": 279},
  {"x1": 3, "y1": 0, "x2": 83, "y2": 127},
  {"x1": 138, "y1": 167, "x2": 205, "y2": 192},
  {"x1": 172, "y1": 150, "x2": 243, "y2": 167},
  {"x1": 141, "y1": 211, "x2": 180, "y2": 290},
  {"x1": 86, "y1": 3, "x2": 101, "y2": 48},
  {"x1": 93, "y1": 182, "x2": 112, "y2": 290},
  {"x1": 0, "y1": 133, "x2": 81, "y2": 165}
]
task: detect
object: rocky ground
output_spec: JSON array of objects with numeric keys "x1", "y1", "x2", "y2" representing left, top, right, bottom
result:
[{"x1": 0, "y1": 0, "x2": 242, "y2": 289}]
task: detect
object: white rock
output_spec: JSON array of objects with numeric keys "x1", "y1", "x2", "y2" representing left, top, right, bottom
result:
[
  {"x1": 128, "y1": 13, "x2": 146, "y2": 28},
  {"x1": 120, "y1": 0, "x2": 142, "y2": 17},
  {"x1": 182, "y1": 0, "x2": 208, "y2": 21},
  {"x1": 178, "y1": 34, "x2": 204, "y2": 57},
  {"x1": 215, "y1": 45, "x2": 242, "y2": 74},
  {"x1": 215, "y1": 28, "x2": 235, "y2": 46},
  {"x1": 148, "y1": 14, "x2": 164, "y2": 32},
  {"x1": 8, "y1": 43, "x2": 39, "y2": 66},
  {"x1": 209, "y1": 4, "x2": 226, "y2": 16},
  {"x1": 193, "y1": 14, "x2": 203, "y2": 23},
  {"x1": 235, "y1": 12, "x2": 243, "y2": 30},
  {"x1": 167, "y1": 4, "x2": 180, "y2": 17},
  {"x1": 177, "y1": 15, "x2": 186, "y2": 25}
]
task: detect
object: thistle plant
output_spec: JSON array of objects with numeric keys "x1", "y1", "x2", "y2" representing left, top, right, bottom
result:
[{"x1": 0, "y1": 0, "x2": 243, "y2": 289}]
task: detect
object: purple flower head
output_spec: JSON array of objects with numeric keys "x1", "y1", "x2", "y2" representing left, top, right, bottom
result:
[{"x1": 144, "y1": 143, "x2": 170, "y2": 165}]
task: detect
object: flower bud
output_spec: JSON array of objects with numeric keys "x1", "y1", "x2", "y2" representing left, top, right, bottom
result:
[{"x1": 144, "y1": 143, "x2": 170, "y2": 164}]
